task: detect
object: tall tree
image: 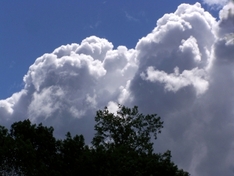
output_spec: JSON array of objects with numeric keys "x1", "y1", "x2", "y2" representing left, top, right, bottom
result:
[
  {"x1": 91, "y1": 104, "x2": 189, "y2": 176},
  {"x1": 92, "y1": 104, "x2": 163, "y2": 154}
]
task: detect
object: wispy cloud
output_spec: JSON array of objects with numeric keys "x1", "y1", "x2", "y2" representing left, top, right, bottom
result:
[
  {"x1": 124, "y1": 11, "x2": 139, "y2": 22},
  {"x1": 202, "y1": 0, "x2": 229, "y2": 8}
]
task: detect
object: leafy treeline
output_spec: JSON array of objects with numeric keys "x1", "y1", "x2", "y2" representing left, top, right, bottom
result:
[{"x1": 0, "y1": 105, "x2": 189, "y2": 176}]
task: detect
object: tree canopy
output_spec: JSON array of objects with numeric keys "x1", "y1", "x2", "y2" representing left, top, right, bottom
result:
[
  {"x1": 92, "y1": 105, "x2": 163, "y2": 154},
  {"x1": 0, "y1": 104, "x2": 189, "y2": 176}
]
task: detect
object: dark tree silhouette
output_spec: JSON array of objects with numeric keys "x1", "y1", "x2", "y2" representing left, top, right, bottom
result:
[{"x1": 0, "y1": 105, "x2": 190, "y2": 176}]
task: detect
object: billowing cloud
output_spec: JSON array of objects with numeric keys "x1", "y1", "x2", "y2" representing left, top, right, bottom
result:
[
  {"x1": 0, "y1": 2, "x2": 234, "y2": 176},
  {"x1": 128, "y1": 2, "x2": 234, "y2": 176},
  {"x1": 141, "y1": 66, "x2": 209, "y2": 95},
  {"x1": 0, "y1": 36, "x2": 137, "y2": 139}
]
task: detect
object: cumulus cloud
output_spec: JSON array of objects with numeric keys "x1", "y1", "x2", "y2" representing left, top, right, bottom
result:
[
  {"x1": 0, "y1": 36, "x2": 137, "y2": 139},
  {"x1": 0, "y1": 2, "x2": 234, "y2": 176},
  {"x1": 128, "y1": 2, "x2": 234, "y2": 176},
  {"x1": 141, "y1": 66, "x2": 209, "y2": 95}
]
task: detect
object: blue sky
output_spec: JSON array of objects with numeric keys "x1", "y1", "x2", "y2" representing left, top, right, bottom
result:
[{"x1": 0, "y1": 0, "x2": 217, "y2": 99}]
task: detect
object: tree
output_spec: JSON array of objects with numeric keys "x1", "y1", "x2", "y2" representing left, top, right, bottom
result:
[
  {"x1": 2, "y1": 120, "x2": 60, "y2": 175},
  {"x1": 91, "y1": 104, "x2": 189, "y2": 176},
  {"x1": 58, "y1": 132, "x2": 88, "y2": 175},
  {"x1": 0, "y1": 126, "x2": 16, "y2": 175},
  {"x1": 0, "y1": 105, "x2": 190, "y2": 176},
  {"x1": 92, "y1": 104, "x2": 163, "y2": 154}
]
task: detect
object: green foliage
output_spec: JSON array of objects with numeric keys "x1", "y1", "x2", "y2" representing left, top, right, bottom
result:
[
  {"x1": 58, "y1": 132, "x2": 88, "y2": 175},
  {"x1": 91, "y1": 105, "x2": 189, "y2": 176},
  {"x1": 1, "y1": 120, "x2": 60, "y2": 175},
  {"x1": 0, "y1": 104, "x2": 190, "y2": 176},
  {"x1": 92, "y1": 104, "x2": 163, "y2": 154}
]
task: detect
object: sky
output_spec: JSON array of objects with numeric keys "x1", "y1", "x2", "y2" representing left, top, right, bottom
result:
[{"x1": 0, "y1": 0, "x2": 234, "y2": 175}]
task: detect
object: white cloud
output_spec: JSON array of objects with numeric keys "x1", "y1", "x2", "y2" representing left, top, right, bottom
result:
[
  {"x1": 128, "y1": 2, "x2": 234, "y2": 176},
  {"x1": 141, "y1": 66, "x2": 209, "y2": 95},
  {"x1": 202, "y1": 0, "x2": 229, "y2": 8},
  {"x1": 179, "y1": 36, "x2": 202, "y2": 62},
  {"x1": 0, "y1": 2, "x2": 234, "y2": 176},
  {"x1": 217, "y1": 1, "x2": 234, "y2": 38},
  {"x1": 107, "y1": 101, "x2": 119, "y2": 114},
  {"x1": 0, "y1": 35, "x2": 137, "y2": 139}
]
